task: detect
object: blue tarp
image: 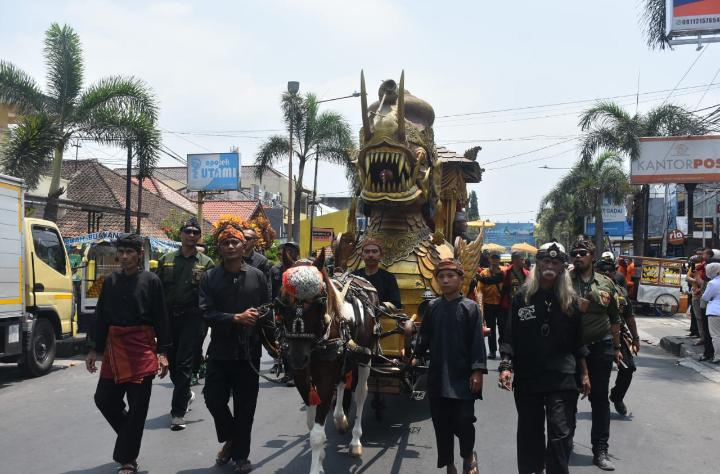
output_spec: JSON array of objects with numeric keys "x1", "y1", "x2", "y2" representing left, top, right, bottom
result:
[{"x1": 64, "y1": 231, "x2": 180, "y2": 253}]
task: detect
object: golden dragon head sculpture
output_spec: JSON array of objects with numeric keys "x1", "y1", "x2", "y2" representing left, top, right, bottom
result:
[{"x1": 356, "y1": 71, "x2": 439, "y2": 209}]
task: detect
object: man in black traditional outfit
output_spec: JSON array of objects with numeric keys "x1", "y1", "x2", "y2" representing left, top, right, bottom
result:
[
  {"x1": 414, "y1": 258, "x2": 486, "y2": 474},
  {"x1": 200, "y1": 222, "x2": 270, "y2": 473},
  {"x1": 499, "y1": 242, "x2": 590, "y2": 474},
  {"x1": 352, "y1": 238, "x2": 401, "y2": 308},
  {"x1": 86, "y1": 234, "x2": 170, "y2": 474}
]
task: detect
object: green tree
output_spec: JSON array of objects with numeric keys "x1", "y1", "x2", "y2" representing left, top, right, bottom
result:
[
  {"x1": 538, "y1": 179, "x2": 586, "y2": 249},
  {"x1": 468, "y1": 190, "x2": 479, "y2": 221},
  {"x1": 538, "y1": 152, "x2": 629, "y2": 253},
  {"x1": 641, "y1": 0, "x2": 670, "y2": 50},
  {"x1": 0, "y1": 23, "x2": 160, "y2": 221},
  {"x1": 579, "y1": 101, "x2": 707, "y2": 253},
  {"x1": 254, "y1": 92, "x2": 355, "y2": 240}
]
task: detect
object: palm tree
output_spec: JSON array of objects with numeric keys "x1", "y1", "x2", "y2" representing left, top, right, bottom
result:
[
  {"x1": 538, "y1": 152, "x2": 629, "y2": 252},
  {"x1": 0, "y1": 23, "x2": 159, "y2": 221},
  {"x1": 641, "y1": 0, "x2": 670, "y2": 50},
  {"x1": 578, "y1": 101, "x2": 707, "y2": 253},
  {"x1": 255, "y1": 92, "x2": 355, "y2": 239},
  {"x1": 537, "y1": 191, "x2": 582, "y2": 249},
  {"x1": 575, "y1": 151, "x2": 630, "y2": 252}
]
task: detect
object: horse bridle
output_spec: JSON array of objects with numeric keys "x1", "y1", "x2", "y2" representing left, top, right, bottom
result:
[{"x1": 283, "y1": 295, "x2": 334, "y2": 349}]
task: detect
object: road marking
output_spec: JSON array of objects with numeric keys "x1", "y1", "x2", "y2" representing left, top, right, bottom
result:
[
  {"x1": 678, "y1": 358, "x2": 720, "y2": 384},
  {"x1": 637, "y1": 329, "x2": 660, "y2": 346}
]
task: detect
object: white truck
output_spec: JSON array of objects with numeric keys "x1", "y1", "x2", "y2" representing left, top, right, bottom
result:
[{"x1": 0, "y1": 174, "x2": 76, "y2": 376}]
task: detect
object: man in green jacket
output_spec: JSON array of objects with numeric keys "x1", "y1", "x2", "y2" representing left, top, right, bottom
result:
[
  {"x1": 157, "y1": 217, "x2": 215, "y2": 431},
  {"x1": 569, "y1": 239, "x2": 622, "y2": 471}
]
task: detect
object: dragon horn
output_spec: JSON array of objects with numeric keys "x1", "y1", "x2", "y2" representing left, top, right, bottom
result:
[
  {"x1": 397, "y1": 70, "x2": 405, "y2": 142},
  {"x1": 361, "y1": 70, "x2": 371, "y2": 141}
]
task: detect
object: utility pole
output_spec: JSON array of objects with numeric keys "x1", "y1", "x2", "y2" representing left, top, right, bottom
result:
[
  {"x1": 72, "y1": 141, "x2": 81, "y2": 164},
  {"x1": 197, "y1": 191, "x2": 205, "y2": 235},
  {"x1": 124, "y1": 143, "x2": 133, "y2": 233},
  {"x1": 286, "y1": 81, "x2": 300, "y2": 241},
  {"x1": 309, "y1": 147, "x2": 320, "y2": 255}
]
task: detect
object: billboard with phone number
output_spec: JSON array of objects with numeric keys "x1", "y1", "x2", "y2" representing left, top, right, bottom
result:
[{"x1": 668, "y1": 0, "x2": 720, "y2": 38}]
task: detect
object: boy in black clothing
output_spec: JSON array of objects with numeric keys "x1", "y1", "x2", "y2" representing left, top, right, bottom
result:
[{"x1": 414, "y1": 258, "x2": 486, "y2": 474}]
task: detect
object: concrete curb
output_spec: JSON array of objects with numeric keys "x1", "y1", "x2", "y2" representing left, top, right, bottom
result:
[{"x1": 659, "y1": 335, "x2": 705, "y2": 359}]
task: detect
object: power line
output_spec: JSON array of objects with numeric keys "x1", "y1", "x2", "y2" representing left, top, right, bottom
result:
[
  {"x1": 436, "y1": 81, "x2": 720, "y2": 120},
  {"x1": 479, "y1": 137, "x2": 579, "y2": 166},
  {"x1": 484, "y1": 147, "x2": 577, "y2": 171},
  {"x1": 662, "y1": 44, "x2": 710, "y2": 106}
]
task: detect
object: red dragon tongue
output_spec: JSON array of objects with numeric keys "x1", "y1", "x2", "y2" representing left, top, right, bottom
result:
[{"x1": 379, "y1": 169, "x2": 394, "y2": 183}]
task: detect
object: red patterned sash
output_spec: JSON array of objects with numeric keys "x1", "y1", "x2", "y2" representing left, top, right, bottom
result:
[{"x1": 100, "y1": 325, "x2": 158, "y2": 384}]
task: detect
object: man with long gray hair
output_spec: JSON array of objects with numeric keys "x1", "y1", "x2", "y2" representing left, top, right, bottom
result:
[{"x1": 499, "y1": 242, "x2": 590, "y2": 474}]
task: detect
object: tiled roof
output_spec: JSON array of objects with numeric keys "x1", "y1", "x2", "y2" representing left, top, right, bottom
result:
[
  {"x1": 201, "y1": 200, "x2": 264, "y2": 224},
  {"x1": 131, "y1": 176, "x2": 197, "y2": 214},
  {"x1": 57, "y1": 160, "x2": 202, "y2": 238}
]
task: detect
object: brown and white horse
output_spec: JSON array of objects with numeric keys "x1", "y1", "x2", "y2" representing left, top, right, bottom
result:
[{"x1": 276, "y1": 252, "x2": 377, "y2": 474}]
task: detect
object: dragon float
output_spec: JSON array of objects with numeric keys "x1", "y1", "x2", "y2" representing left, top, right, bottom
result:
[{"x1": 335, "y1": 71, "x2": 484, "y2": 393}]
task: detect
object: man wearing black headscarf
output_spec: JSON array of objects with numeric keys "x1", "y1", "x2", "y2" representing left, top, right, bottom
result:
[
  {"x1": 156, "y1": 217, "x2": 214, "y2": 430},
  {"x1": 86, "y1": 234, "x2": 170, "y2": 474}
]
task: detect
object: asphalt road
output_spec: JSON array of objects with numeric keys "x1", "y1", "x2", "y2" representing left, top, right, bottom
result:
[{"x1": 2, "y1": 326, "x2": 720, "y2": 473}]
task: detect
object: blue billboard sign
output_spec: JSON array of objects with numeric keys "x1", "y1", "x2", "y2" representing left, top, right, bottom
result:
[
  {"x1": 187, "y1": 152, "x2": 240, "y2": 191},
  {"x1": 585, "y1": 220, "x2": 633, "y2": 237},
  {"x1": 484, "y1": 222, "x2": 536, "y2": 248}
]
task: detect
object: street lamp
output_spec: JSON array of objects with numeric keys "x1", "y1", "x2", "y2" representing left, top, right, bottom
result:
[
  {"x1": 307, "y1": 91, "x2": 363, "y2": 255},
  {"x1": 287, "y1": 81, "x2": 299, "y2": 241}
]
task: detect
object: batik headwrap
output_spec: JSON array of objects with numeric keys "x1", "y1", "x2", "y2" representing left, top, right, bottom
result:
[
  {"x1": 216, "y1": 223, "x2": 245, "y2": 243},
  {"x1": 282, "y1": 265, "x2": 325, "y2": 301},
  {"x1": 434, "y1": 258, "x2": 464, "y2": 277}
]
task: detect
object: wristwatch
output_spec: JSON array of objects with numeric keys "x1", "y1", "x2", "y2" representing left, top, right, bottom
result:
[{"x1": 614, "y1": 345, "x2": 622, "y2": 351}]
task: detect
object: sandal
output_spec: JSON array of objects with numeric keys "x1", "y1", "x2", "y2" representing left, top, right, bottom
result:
[
  {"x1": 233, "y1": 459, "x2": 253, "y2": 473},
  {"x1": 462, "y1": 451, "x2": 478, "y2": 474},
  {"x1": 117, "y1": 461, "x2": 137, "y2": 473},
  {"x1": 216, "y1": 441, "x2": 233, "y2": 466}
]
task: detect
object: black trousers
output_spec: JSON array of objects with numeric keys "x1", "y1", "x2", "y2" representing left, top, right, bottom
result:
[
  {"x1": 483, "y1": 303, "x2": 503, "y2": 354},
  {"x1": 702, "y1": 310, "x2": 715, "y2": 359},
  {"x1": 585, "y1": 339, "x2": 613, "y2": 452},
  {"x1": 514, "y1": 390, "x2": 576, "y2": 474},
  {"x1": 94, "y1": 375, "x2": 153, "y2": 464},
  {"x1": 689, "y1": 302, "x2": 699, "y2": 336},
  {"x1": 203, "y1": 358, "x2": 260, "y2": 462},
  {"x1": 611, "y1": 337, "x2": 636, "y2": 402},
  {"x1": 168, "y1": 310, "x2": 203, "y2": 417},
  {"x1": 428, "y1": 397, "x2": 476, "y2": 468}
]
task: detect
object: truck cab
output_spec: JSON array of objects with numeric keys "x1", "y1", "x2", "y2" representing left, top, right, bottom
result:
[
  {"x1": 0, "y1": 174, "x2": 75, "y2": 376},
  {"x1": 25, "y1": 218, "x2": 76, "y2": 372}
]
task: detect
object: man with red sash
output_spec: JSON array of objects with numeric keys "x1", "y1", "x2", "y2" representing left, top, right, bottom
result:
[{"x1": 86, "y1": 234, "x2": 170, "y2": 474}]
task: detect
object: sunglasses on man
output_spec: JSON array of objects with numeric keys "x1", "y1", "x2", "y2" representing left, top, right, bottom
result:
[
  {"x1": 183, "y1": 229, "x2": 201, "y2": 236},
  {"x1": 571, "y1": 249, "x2": 589, "y2": 258}
]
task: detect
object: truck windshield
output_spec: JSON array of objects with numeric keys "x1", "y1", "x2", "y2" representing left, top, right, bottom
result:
[{"x1": 32, "y1": 226, "x2": 67, "y2": 275}]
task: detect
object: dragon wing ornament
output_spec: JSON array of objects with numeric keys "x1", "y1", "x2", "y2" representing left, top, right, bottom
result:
[{"x1": 455, "y1": 229, "x2": 484, "y2": 296}]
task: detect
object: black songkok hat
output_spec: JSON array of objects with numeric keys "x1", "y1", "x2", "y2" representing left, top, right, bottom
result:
[
  {"x1": 180, "y1": 217, "x2": 201, "y2": 233},
  {"x1": 116, "y1": 233, "x2": 144, "y2": 252},
  {"x1": 571, "y1": 238, "x2": 595, "y2": 254}
]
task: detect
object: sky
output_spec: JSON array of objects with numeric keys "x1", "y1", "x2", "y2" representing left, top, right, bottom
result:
[{"x1": 2, "y1": 0, "x2": 720, "y2": 222}]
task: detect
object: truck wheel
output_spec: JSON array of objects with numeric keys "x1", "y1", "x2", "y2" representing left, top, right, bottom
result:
[{"x1": 23, "y1": 319, "x2": 56, "y2": 376}]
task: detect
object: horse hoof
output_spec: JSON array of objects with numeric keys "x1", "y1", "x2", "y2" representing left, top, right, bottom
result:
[
  {"x1": 349, "y1": 446, "x2": 363, "y2": 457},
  {"x1": 335, "y1": 419, "x2": 349, "y2": 434}
]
